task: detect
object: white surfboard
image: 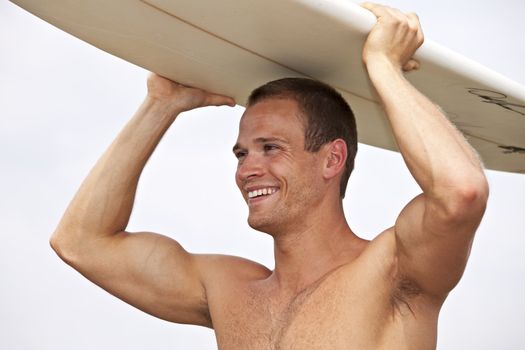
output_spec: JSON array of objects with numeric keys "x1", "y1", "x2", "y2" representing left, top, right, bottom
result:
[{"x1": 9, "y1": 0, "x2": 525, "y2": 173}]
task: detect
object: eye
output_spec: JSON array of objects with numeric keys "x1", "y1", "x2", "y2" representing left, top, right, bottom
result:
[
  {"x1": 263, "y1": 144, "x2": 280, "y2": 152},
  {"x1": 234, "y1": 150, "x2": 247, "y2": 159}
]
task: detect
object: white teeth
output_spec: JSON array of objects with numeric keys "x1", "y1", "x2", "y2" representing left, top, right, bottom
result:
[{"x1": 248, "y1": 188, "x2": 277, "y2": 198}]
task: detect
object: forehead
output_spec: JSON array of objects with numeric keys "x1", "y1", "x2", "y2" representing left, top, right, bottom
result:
[{"x1": 237, "y1": 98, "x2": 305, "y2": 143}]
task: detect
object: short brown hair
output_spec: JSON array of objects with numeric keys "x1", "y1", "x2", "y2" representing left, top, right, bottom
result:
[{"x1": 247, "y1": 78, "x2": 357, "y2": 198}]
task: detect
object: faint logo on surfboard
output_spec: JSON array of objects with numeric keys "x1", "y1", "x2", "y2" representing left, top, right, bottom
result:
[
  {"x1": 498, "y1": 145, "x2": 525, "y2": 154},
  {"x1": 467, "y1": 88, "x2": 525, "y2": 117},
  {"x1": 457, "y1": 88, "x2": 525, "y2": 155}
]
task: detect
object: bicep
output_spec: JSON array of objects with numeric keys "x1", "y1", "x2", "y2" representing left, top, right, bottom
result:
[
  {"x1": 70, "y1": 231, "x2": 211, "y2": 326},
  {"x1": 394, "y1": 193, "x2": 484, "y2": 298}
]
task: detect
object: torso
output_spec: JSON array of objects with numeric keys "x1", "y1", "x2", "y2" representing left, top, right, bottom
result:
[{"x1": 206, "y1": 230, "x2": 443, "y2": 350}]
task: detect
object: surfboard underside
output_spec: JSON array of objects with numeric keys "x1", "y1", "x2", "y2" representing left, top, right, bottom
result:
[{"x1": 10, "y1": 0, "x2": 525, "y2": 173}]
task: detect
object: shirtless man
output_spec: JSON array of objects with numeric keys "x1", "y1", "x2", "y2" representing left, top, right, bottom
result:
[{"x1": 50, "y1": 3, "x2": 488, "y2": 349}]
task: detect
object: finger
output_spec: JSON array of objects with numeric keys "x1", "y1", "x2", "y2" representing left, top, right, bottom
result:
[
  {"x1": 402, "y1": 59, "x2": 420, "y2": 72},
  {"x1": 362, "y1": 3, "x2": 414, "y2": 30},
  {"x1": 361, "y1": 2, "x2": 391, "y2": 18},
  {"x1": 406, "y1": 12, "x2": 419, "y2": 21},
  {"x1": 407, "y1": 12, "x2": 424, "y2": 35},
  {"x1": 407, "y1": 12, "x2": 425, "y2": 46},
  {"x1": 360, "y1": 2, "x2": 375, "y2": 10}
]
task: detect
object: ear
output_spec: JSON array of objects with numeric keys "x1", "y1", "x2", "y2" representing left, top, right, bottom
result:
[{"x1": 322, "y1": 139, "x2": 347, "y2": 180}]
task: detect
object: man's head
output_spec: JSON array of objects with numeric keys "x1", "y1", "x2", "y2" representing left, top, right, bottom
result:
[
  {"x1": 247, "y1": 78, "x2": 357, "y2": 198},
  {"x1": 233, "y1": 78, "x2": 357, "y2": 234}
]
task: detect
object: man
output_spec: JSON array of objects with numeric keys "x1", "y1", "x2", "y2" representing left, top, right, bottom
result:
[{"x1": 50, "y1": 3, "x2": 488, "y2": 349}]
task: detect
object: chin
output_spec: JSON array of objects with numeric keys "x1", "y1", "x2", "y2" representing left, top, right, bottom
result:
[{"x1": 247, "y1": 215, "x2": 280, "y2": 236}]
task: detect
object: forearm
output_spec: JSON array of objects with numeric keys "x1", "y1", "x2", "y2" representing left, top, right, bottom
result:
[
  {"x1": 366, "y1": 59, "x2": 486, "y2": 195},
  {"x1": 50, "y1": 73, "x2": 234, "y2": 257},
  {"x1": 52, "y1": 96, "x2": 182, "y2": 247}
]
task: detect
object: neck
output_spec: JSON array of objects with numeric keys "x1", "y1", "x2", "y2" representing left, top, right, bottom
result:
[{"x1": 270, "y1": 199, "x2": 365, "y2": 294}]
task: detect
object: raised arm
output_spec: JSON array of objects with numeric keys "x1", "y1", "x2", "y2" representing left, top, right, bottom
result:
[
  {"x1": 50, "y1": 74, "x2": 235, "y2": 326},
  {"x1": 361, "y1": 3, "x2": 489, "y2": 298}
]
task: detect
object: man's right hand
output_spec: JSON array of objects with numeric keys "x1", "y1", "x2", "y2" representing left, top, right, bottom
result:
[{"x1": 146, "y1": 73, "x2": 236, "y2": 115}]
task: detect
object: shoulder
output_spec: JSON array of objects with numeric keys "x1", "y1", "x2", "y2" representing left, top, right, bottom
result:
[
  {"x1": 193, "y1": 254, "x2": 272, "y2": 316},
  {"x1": 357, "y1": 228, "x2": 398, "y2": 272},
  {"x1": 195, "y1": 254, "x2": 272, "y2": 284}
]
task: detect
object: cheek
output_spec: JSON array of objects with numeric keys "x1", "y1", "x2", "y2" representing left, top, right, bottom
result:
[
  {"x1": 234, "y1": 168, "x2": 242, "y2": 189},
  {"x1": 267, "y1": 159, "x2": 290, "y2": 181},
  {"x1": 287, "y1": 158, "x2": 323, "y2": 189}
]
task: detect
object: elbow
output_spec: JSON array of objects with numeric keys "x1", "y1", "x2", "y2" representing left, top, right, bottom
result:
[
  {"x1": 49, "y1": 232, "x2": 62, "y2": 256},
  {"x1": 442, "y1": 174, "x2": 489, "y2": 221},
  {"x1": 49, "y1": 230, "x2": 78, "y2": 266}
]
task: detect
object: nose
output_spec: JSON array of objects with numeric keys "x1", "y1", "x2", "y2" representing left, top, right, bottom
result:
[{"x1": 236, "y1": 153, "x2": 265, "y2": 183}]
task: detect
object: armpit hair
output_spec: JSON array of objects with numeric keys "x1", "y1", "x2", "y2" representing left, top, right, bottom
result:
[{"x1": 390, "y1": 277, "x2": 422, "y2": 317}]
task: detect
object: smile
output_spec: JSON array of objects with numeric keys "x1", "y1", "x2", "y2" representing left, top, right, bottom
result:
[{"x1": 248, "y1": 187, "x2": 278, "y2": 199}]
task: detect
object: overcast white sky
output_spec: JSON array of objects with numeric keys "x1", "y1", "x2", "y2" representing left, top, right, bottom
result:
[{"x1": 1, "y1": 1, "x2": 524, "y2": 349}]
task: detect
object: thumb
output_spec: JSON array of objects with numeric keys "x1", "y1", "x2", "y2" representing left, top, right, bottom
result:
[
  {"x1": 204, "y1": 92, "x2": 236, "y2": 107},
  {"x1": 402, "y1": 59, "x2": 421, "y2": 72}
]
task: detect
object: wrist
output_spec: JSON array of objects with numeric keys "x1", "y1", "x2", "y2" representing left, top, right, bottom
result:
[
  {"x1": 364, "y1": 55, "x2": 407, "y2": 91},
  {"x1": 143, "y1": 95, "x2": 185, "y2": 121},
  {"x1": 364, "y1": 54, "x2": 402, "y2": 75}
]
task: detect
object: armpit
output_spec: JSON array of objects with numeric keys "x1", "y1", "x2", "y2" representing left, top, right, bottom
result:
[{"x1": 390, "y1": 277, "x2": 422, "y2": 316}]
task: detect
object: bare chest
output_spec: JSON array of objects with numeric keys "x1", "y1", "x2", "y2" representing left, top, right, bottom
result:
[{"x1": 210, "y1": 266, "x2": 415, "y2": 350}]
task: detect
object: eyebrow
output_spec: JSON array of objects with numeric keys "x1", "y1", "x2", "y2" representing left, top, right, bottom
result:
[{"x1": 232, "y1": 137, "x2": 289, "y2": 153}]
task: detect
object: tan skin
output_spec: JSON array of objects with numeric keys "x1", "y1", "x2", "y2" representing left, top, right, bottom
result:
[{"x1": 51, "y1": 3, "x2": 488, "y2": 349}]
